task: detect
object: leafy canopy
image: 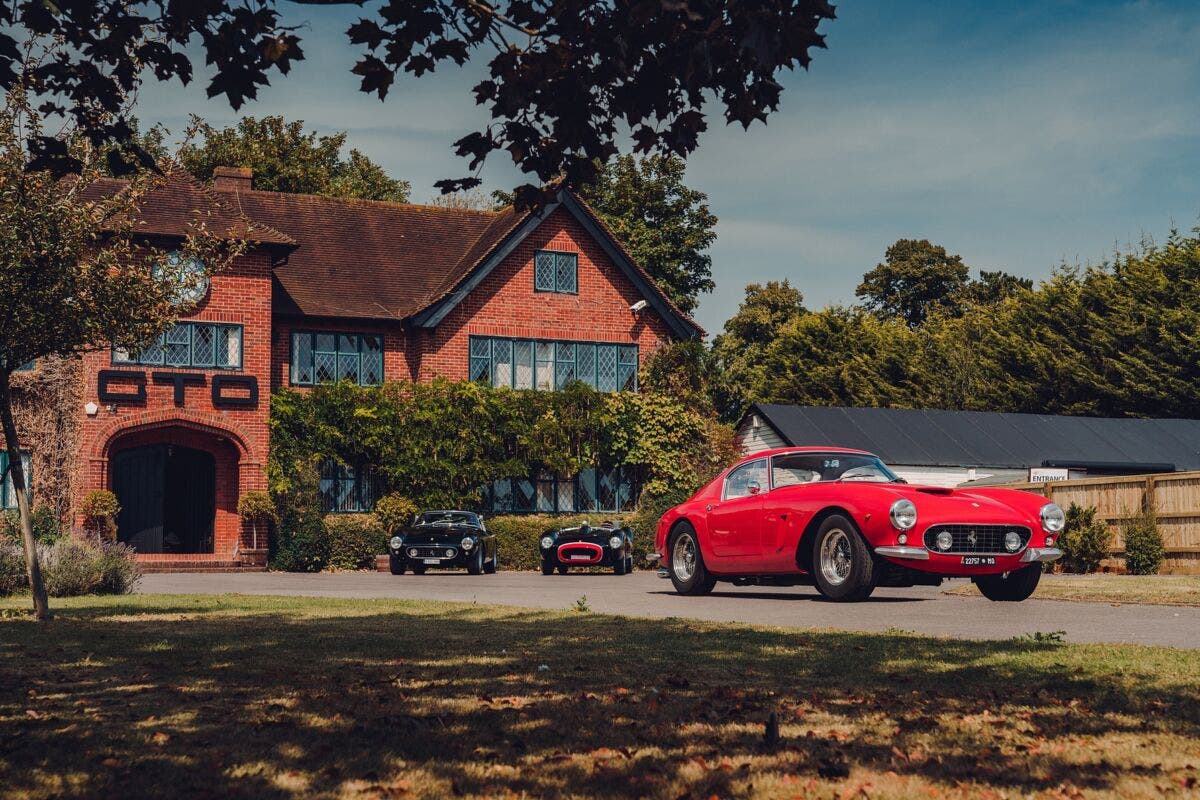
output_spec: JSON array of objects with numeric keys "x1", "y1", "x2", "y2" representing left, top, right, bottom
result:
[
  {"x1": 179, "y1": 116, "x2": 411, "y2": 203},
  {"x1": 1, "y1": 1, "x2": 837, "y2": 204}
]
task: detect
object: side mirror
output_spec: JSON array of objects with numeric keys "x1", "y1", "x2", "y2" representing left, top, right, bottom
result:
[{"x1": 746, "y1": 480, "x2": 761, "y2": 495}]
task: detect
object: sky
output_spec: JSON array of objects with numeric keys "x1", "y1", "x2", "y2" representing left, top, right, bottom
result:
[{"x1": 133, "y1": 0, "x2": 1200, "y2": 336}]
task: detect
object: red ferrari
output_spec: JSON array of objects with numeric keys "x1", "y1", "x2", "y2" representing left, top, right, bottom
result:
[{"x1": 653, "y1": 447, "x2": 1064, "y2": 602}]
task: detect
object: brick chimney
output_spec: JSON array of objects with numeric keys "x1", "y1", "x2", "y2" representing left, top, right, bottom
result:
[{"x1": 213, "y1": 166, "x2": 252, "y2": 192}]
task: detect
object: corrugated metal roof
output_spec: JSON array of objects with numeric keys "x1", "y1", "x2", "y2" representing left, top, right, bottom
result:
[{"x1": 743, "y1": 405, "x2": 1200, "y2": 471}]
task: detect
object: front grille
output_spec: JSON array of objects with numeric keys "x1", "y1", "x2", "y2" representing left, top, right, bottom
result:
[
  {"x1": 923, "y1": 524, "x2": 1031, "y2": 555},
  {"x1": 406, "y1": 545, "x2": 457, "y2": 559}
]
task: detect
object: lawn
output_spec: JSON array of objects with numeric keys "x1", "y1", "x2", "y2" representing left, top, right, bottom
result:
[
  {"x1": 944, "y1": 575, "x2": 1200, "y2": 607},
  {"x1": 2, "y1": 595, "x2": 1199, "y2": 799}
]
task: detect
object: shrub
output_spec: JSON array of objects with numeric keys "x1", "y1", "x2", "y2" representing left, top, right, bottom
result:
[
  {"x1": 1057, "y1": 503, "x2": 1110, "y2": 574},
  {"x1": 374, "y1": 494, "x2": 419, "y2": 535},
  {"x1": 325, "y1": 514, "x2": 385, "y2": 570},
  {"x1": 487, "y1": 513, "x2": 644, "y2": 571},
  {"x1": 2, "y1": 505, "x2": 63, "y2": 545},
  {"x1": 39, "y1": 537, "x2": 140, "y2": 596},
  {"x1": 237, "y1": 491, "x2": 277, "y2": 551},
  {"x1": 1123, "y1": 511, "x2": 1164, "y2": 575},
  {"x1": 271, "y1": 512, "x2": 329, "y2": 572},
  {"x1": 79, "y1": 490, "x2": 121, "y2": 541},
  {"x1": 628, "y1": 488, "x2": 696, "y2": 545},
  {"x1": 0, "y1": 540, "x2": 24, "y2": 595}
]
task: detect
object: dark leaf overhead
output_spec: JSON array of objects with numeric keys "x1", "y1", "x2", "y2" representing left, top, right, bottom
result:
[{"x1": 1, "y1": 1, "x2": 836, "y2": 200}]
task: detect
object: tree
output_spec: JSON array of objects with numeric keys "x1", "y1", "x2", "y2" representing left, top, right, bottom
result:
[
  {"x1": 1, "y1": 2, "x2": 837, "y2": 204},
  {"x1": 576, "y1": 154, "x2": 717, "y2": 315},
  {"x1": 856, "y1": 239, "x2": 969, "y2": 326},
  {"x1": 179, "y1": 116, "x2": 410, "y2": 202},
  {"x1": 961, "y1": 269, "x2": 1033, "y2": 305},
  {"x1": 0, "y1": 82, "x2": 242, "y2": 620}
]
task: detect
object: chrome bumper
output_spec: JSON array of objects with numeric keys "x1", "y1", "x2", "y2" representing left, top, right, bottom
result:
[
  {"x1": 1020, "y1": 547, "x2": 1063, "y2": 563},
  {"x1": 646, "y1": 552, "x2": 661, "y2": 564},
  {"x1": 874, "y1": 545, "x2": 929, "y2": 561}
]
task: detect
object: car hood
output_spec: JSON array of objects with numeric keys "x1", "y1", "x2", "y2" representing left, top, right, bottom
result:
[
  {"x1": 880, "y1": 483, "x2": 1041, "y2": 523},
  {"x1": 397, "y1": 525, "x2": 479, "y2": 543}
]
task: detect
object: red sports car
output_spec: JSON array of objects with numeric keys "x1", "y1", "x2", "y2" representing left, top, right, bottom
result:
[{"x1": 653, "y1": 447, "x2": 1064, "y2": 602}]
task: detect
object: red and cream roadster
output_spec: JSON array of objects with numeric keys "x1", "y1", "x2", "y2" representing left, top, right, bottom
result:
[{"x1": 653, "y1": 447, "x2": 1064, "y2": 602}]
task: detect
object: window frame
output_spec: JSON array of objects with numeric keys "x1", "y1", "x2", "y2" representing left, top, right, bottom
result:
[
  {"x1": 319, "y1": 458, "x2": 376, "y2": 514},
  {"x1": 290, "y1": 330, "x2": 385, "y2": 387},
  {"x1": 533, "y1": 249, "x2": 579, "y2": 295},
  {"x1": 0, "y1": 451, "x2": 32, "y2": 511},
  {"x1": 485, "y1": 466, "x2": 636, "y2": 515},
  {"x1": 112, "y1": 322, "x2": 244, "y2": 370},
  {"x1": 469, "y1": 335, "x2": 638, "y2": 392},
  {"x1": 723, "y1": 458, "x2": 769, "y2": 501}
]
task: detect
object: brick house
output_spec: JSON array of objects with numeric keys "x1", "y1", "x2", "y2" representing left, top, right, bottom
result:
[{"x1": 8, "y1": 165, "x2": 700, "y2": 569}]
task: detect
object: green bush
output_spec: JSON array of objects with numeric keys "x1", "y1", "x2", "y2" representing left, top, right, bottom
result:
[
  {"x1": 271, "y1": 512, "x2": 329, "y2": 572},
  {"x1": 79, "y1": 490, "x2": 120, "y2": 541},
  {"x1": 2, "y1": 505, "x2": 64, "y2": 545},
  {"x1": 0, "y1": 540, "x2": 24, "y2": 595},
  {"x1": 627, "y1": 488, "x2": 695, "y2": 545},
  {"x1": 325, "y1": 513, "x2": 385, "y2": 570},
  {"x1": 1057, "y1": 503, "x2": 1110, "y2": 574},
  {"x1": 1123, "y1": 511, "x2": 1164, "y2": 575},
  {"x1": 374, "y1": 494, "x2": 419, "y2": 535},
  {"x1": 39, "y1": 538, "x2": 140, "y2": 596}
]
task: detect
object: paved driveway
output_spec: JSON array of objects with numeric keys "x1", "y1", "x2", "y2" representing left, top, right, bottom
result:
[{"x1": 137, "y1": 571, "x2": 1200, "y2": 649}]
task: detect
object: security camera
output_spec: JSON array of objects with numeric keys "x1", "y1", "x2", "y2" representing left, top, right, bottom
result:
[{"x1": 630, "y1": 299, "x2": 648, "y2": 313}]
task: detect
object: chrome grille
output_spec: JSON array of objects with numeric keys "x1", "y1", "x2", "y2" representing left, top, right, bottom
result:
[
  {"x1": 923, "y1": 524, "x2": 1031, "y2": 555},
  {"x1": 406, "y1": 545, "x2": 457, "y2": 559}
]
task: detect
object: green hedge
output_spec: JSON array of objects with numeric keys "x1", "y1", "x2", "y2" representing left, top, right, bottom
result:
[
  {"x1": 486, "y1": 512, "x2": 668, "y2": 571},
  {"x1": 325, "y1": 513, "x2": 385, "y2": 571}
]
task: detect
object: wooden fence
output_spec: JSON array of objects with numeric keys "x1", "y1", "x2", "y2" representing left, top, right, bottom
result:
[{"x1": 1004, "y1": 471, "x2": 1200, "y2": 574}]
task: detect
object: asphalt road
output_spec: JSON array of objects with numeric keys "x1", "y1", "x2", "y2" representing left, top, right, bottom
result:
[{"x1": 136, "y1": 571, "x2": 1200, "y2": 649}]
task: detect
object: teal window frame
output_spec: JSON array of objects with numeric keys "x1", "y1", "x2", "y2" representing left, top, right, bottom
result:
[
  {"x1": 15, "y1": 360, "x2": 35, "y2": 372},
  {"x1": 112, "y1": 322, "x2": 243, "y2": 370},
  {"x1": 319, "y1": 459, "x2": 376, "y2": 513},
  {"x1": 0, "y1": 451, "x2": 32, "y2": 510},
  {"x1": 485, "y1": 466, "x2": 636, "y2": 514},
  {"x1": 533, "y1": 250, "x2": 578, "y2": 294},
  {"x1": 290, "y1": 331, "x2": 384, "y2": 387},
  {"x1": 469, "y1": 335, "x2": 637, "y2": 392}
]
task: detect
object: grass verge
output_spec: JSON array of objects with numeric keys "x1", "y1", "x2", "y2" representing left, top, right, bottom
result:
[
  {"x1": 944, "y1": 575, "x2": 1200, "y2": 607},
  {"x1": 2, "y1": 594, "x2": 1199, "y2": 799}
]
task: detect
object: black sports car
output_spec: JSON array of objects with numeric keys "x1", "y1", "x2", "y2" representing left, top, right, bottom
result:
[
  {"x1": 539, "y1": 520, "x2": 634, "y2": 575},
  {"x1": 388, "y1": 511, "x2": 498, "y2": 575}
]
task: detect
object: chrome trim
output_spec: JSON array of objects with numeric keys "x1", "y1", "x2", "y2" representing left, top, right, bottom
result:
[
  {"x1": 922, "y1": 523, "x2": 1032, "y2": 556},
  {"x1": 874, "y1": 545, "x2": 930, "y2": 561},
  {"x1": 1020, "y1": 547, "x2": 1063, "y2": 563},
  {"x1": 646, "y1": 552, "x2": 661, "y2": 564},
  {"x1": 657, "y1": 567, "x2": 670, "y2": 579}
]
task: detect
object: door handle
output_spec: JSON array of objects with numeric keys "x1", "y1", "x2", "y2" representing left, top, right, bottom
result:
[{"x1": 706, "y1": 503, "x2": 716, "y2": 512}]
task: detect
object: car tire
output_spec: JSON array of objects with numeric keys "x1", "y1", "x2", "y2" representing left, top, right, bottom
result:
[
  {"x1": 467, "y1": 547, "x2": 484, "y2": 575},
  {"x1": 614, "y1": 555, "x2": 627, "y2": 575},
  {"x1": 625, "y1": 555, "x2": 634, "y2": 574},
  {"x1": 484, "y1": 548, "x2": 498, "y2": 574},
  {"x1": 410, "y1": 564, "x2": 427, "y2": 575},
  {"x1": 667, "y1": 522, "x2": 717, "y2": 595},
  {"x1": 541, "y1": 561, "x2": 555, "y2": 576},
  {"x1": 810, "y1": 514, "x2": 876, "y2": 602},
  {"x1": 389, "y1": 556, "x2": 406, "y2": 576},
  {"x1": 974, "y1": 564, "x2": 1041, "y2": 601},
  {"x1": 557, "y1": 565, "x2": 569, "y2": 575}
]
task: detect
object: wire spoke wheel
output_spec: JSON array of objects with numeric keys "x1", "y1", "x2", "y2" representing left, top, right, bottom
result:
[
  {"x1": 819, "y1": 528, "x2": 853, "y2": 586},
  {"x1": 672, "y1": 532, "x2": 697, "y2": 582}
]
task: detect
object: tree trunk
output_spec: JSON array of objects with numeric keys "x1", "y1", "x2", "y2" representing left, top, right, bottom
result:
[{"x1": 0, "y1": 369, "x2": 50, "y2": 620}]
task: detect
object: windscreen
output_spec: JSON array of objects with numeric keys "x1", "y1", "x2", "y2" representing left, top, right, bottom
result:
[
  {"x1": 417, "y1": 512, "x2": 478, "y2": 527},
  {"x1": 770, "y1": 453, "x2": 900, "y2": 487}
]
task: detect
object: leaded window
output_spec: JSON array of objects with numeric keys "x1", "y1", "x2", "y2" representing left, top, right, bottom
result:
[
  {"x1": 113, "y1": 322, "x2": 242, "y2": 369},
  {"x1": 291, "y1": 331, "x2": 384, "y2": 386},
  {"x1": 484, "y1": 466, "x2": 636, "y2": 514},
  {"x1": 0, "y1": 451, "x2": 32, "y2": 510},
  {"x1": 469, "y1": 336, "x2": 637, "y2": 392},
  {"x1": 319, "y1": 459, "x2": 375, "y2": 513},
  {"x1": 534, "y1": 250, "x2": 578, "y2": 294}
]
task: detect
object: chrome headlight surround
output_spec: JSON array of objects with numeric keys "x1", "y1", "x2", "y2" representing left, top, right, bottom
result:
[
  {"x1": 1040, "y1": 502, "x2": 1066, "y2": 533},
  {"x1": 460, "y1": 537, "x2": 475, "y2": 550},
  {"x1": 540, "y1": 535, "x2": 555, "y2": 550},
  {"x1": 889, "y1": 499, "x2": 917, "y2": 531},
  {"x1": 608, "y1": 535, "x2": 623, "y2": 549},
  {"x1": 389, "y1": 536, "x2": 403, "y2": 550}
]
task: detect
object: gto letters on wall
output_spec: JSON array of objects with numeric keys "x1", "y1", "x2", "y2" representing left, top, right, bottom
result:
[{"x1": 97, "y1": 370, "x2": 259, "y2": 408}]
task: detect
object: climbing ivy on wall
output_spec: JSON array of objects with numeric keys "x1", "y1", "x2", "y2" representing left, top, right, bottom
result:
[{"x1": 268, "y1": 379, "x2": 736, "y2": 512}]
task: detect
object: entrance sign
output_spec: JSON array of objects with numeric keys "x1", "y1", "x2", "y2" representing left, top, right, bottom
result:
[{"x1": 1029, "y1": 467, "x2": 1070, "y2": 483}]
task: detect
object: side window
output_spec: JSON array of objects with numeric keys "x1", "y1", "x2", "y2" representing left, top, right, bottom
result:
[{"x1": 723, "y1": 459, "x2": 768, "y2": 500}]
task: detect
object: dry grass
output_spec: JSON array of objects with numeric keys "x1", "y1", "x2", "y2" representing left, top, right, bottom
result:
[
  {"x1": 1, "y1": 593, "x2": 1199, "y2": 799},
  {"x1": 944, "y1": 575, "x2": 1200, "y2": 607}
]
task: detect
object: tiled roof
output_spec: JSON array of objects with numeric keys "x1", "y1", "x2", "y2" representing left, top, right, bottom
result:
[{"x1": 80, "y1": 165, "x2": 295, "y2": 247}]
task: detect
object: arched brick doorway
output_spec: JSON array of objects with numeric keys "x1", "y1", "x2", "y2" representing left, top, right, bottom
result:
[{"x1": 104, "y1": 424, "x2": 242, "y2": 557}]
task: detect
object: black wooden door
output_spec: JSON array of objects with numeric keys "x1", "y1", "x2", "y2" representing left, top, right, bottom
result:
[{"x1": 113, "y1": 446, "x2": 166, "y2": 553}]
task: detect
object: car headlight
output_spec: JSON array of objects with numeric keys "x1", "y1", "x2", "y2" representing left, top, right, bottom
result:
[
  {"x1": 935, "y1": 530, "x2": 953, "y2": 551},
  {"x1": 389, "y1": 536, "x2": 403, "y2": 550},
  {"x1": 1040, "y1": 502, "x2": 1065, "y2": 533},
  {"x1": 408, "y1": 548, "x2": 419, "y2": 558},
  {"x1": 609, "y1": 535, "x2": 623, "y2": 549},
  {"x1": 1004, "y1": 531, "x2": 1022, "y2": 552},
  {"x1": 540, "y1": 536, "x2": 554, "y2": 549},
  {"x1": 461, "y1": 537, "x2": 474, "y2": 550},
  {"x1": 889, "y1": 499, "x2": 917, "y2": 530},
  {"x1": 445, "y1": 548, "x2": 455, "y2": 558}
]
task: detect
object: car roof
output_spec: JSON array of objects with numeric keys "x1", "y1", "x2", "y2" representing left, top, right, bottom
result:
[{"x1": 734, "y1": 446, "x2": 876, "y2": 465}]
